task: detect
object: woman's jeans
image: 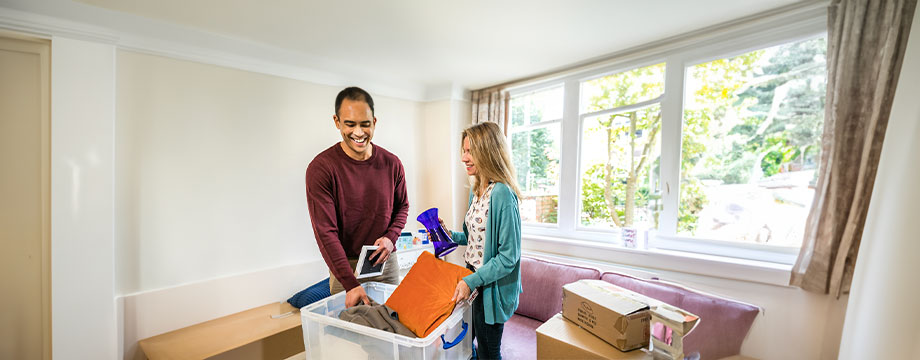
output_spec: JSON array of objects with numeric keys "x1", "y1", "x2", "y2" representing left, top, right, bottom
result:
[{"x1": 468, "y1": 264, "x2": 504, "y2": 360}]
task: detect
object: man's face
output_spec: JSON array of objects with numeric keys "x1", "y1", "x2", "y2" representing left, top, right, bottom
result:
[{"x1": 334, "y1": 98, "x2": 376, "y2": 160}]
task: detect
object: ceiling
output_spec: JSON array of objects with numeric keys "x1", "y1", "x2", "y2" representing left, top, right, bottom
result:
[{"x1": 6, "y1": 0, "x2": 810, "y2": 98}]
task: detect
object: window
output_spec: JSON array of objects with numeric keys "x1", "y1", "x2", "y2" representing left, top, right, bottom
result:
[
  {"x1": 679, "y1": 37, "x2": 827, "y2": 247},
  {"x1": 509, "y1": 85, "x2": 563, "y2": 224},
  {"x1": 579, "y1": 63, "x2": 665, "y2": 231},
  {"x1": 506, "y1": 15, "x2": 827, "y2": 263}
]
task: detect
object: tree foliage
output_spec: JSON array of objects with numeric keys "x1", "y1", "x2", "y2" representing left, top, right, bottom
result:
[
  {"x1": 511, "y1": 103, "x2": 558, "y2": 193},
  {"x1": 678, "y1": 37, "x2": 826, "y2": 234},
  {"x1": 511, "y1": 94, "x2": 561, "y2": 223},
  {"x1": 580, "y1": 63, "x2": 664, "y2": 228}
]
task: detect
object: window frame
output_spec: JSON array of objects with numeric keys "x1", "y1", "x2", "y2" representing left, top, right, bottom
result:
[{"x1": 505, "y1": 11, "x2": 828, "y2": 265}]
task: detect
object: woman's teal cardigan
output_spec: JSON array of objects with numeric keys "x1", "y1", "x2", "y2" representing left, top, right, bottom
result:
[{"x1": 450, "y1": 182, "x2": 522, "y2": 325}]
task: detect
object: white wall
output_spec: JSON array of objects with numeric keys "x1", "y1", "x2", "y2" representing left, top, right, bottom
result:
[
  {"x1": 838, "y1": 4, "x2": 920, "y2": 359},
  {"x1": 452, "y1": 100, "x2": 473, "y2": 227},
  {"x1": 114, "y1": 50, "x2": 423, "y2": 294},
  {"x1": 418, "y1": 100, "x2": 453, "y2": 223},
  {"x1": 417, "y1": 99, "x2": 472, "y2": 229},
  {"x1": 416, "y1": 98, "x2": 471, "y2": 266},
  {"x1": 50, "y1": 36, "x2": 118, "y2": 359}
]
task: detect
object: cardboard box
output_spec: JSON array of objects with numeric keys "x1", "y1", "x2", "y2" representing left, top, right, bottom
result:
[
  {"x1": 649, "y1": 302, "x2": 700, "y2": 360},
  {"x1": 650, "y1": 302, "x2": 699, "y2": 336},
  {"x1": 561, "y1": 280, "x2": 651, "y2": 351},
  {"x1": 537, "y1": 313, "x2": 652, "y2": 360}
]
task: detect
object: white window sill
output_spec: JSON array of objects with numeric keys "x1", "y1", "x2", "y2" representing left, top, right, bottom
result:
[{"x1": 521, "y1": 234, "x2": 794, "y2": 287}]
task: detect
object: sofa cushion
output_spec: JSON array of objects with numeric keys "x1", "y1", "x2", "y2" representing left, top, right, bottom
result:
[
  {"x1": 599, "y1": 272, "x2": 683, "y2": 307},
  {"x1": 678, "y1": 287, "x2": 759, "y2": 359},
  {"x1": 516, "y1": 257, "x2": 601, "y2": 322},
  {"x1": 501, "y1": 314, "x2": 542, "y2": 360},
  {"x1": 287, "y1": 277, "x2": 331, "y2": 309},
  {"x1": 600, "y1": 272, "x2": 760, "y2": 359}
]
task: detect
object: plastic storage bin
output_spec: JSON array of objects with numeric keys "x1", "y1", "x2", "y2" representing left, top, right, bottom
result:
[
  {"x1": 301, "y1": 281, "x2": 472, "y2": 360},
  {"x1": 395, "y1": 245, "x2": 434, "y2": 279}
]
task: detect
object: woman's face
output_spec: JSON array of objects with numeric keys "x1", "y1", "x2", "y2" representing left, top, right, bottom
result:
[{"x1": 462, "y1": 137, "x2": 478, "y2": 176}]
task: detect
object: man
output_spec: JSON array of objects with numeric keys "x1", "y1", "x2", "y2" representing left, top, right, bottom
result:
[{"x1": 305, "y1": 87, "x2": 409, "y2": 308}]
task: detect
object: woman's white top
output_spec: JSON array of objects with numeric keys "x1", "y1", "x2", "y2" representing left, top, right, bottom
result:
[{"x1": 464, "y1": 182, "x2": 496, "y2": 270}]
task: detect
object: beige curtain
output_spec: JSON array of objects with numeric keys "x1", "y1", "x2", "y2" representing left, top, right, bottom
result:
[
  {"x1": 470, "y1": 88, "x2": 510, "y2": 133},
  {"x1": 791, "y1": 0, "x2": 917, "y2": 297}
]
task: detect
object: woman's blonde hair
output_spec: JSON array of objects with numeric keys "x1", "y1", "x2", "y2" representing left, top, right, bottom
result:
[{"x1": 461, "y1": 122, "x2": 522, "y2": 199}]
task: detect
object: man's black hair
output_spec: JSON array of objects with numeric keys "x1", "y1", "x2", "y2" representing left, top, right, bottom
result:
[{"x1": 335, "y1": 87, "x2": 375, "y2": 117}]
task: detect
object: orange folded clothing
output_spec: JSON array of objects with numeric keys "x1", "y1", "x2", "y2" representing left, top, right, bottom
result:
[{"x1": 385, "y1": 251, "x2": 472, "y2": 337}]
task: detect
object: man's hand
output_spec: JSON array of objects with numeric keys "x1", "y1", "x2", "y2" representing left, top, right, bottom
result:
[
  {"x1": 451, "y1": 280, "x2": 471, "y2": 302},
  {"x1": 345, "y1": 286, "x2": 371, "y2": 308},
  {"x1": 371, "y1": 236, "x2": 395, "y2": 266}
]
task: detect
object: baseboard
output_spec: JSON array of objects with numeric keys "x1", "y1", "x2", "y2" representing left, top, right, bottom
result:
[{"x1": 118, "y1": 259, "x2": 326, "y2": 359}]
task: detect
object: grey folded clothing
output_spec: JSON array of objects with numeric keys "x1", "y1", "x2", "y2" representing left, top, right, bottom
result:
[{"x1": 338, "y1": 300, "x2": 417, "y2": 338}]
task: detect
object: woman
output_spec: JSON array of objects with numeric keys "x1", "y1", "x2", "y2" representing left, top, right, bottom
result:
[{"x1": 446, "y1": 121, "x2": 523, "y2": 360}]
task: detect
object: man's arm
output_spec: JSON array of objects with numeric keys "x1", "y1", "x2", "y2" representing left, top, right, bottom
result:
[
  {"x1": 370, "y1": 160, "x2": 410, "y2": 265},
  {"x1": 305, "y1": 162, "x2": 361, "y2": 292},
  {"x1": 385, "y1": 160, "x2": 410, "y2": 243}
]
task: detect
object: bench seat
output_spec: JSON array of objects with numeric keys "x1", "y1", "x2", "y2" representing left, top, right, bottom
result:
[{"x1": 138, "y1": 302, "x2": 302, "y2": 359}]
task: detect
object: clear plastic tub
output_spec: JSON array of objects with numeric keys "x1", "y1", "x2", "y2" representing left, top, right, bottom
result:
[{"x1": 301, "y1": 281, "x2": 472, "y2": 360}]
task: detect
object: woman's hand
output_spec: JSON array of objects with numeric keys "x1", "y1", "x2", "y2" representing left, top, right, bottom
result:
[
  {"x1": 438, "y1": 218, "x2": 449, "y2": 233},
  {"x1": 451, "y1": 280, "x2": 471, "y2": 302},
  {"x1": 425, "y1": 217, "x2": 452, "y2": 242}
]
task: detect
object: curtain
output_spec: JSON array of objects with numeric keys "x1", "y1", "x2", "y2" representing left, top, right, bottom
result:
[
  {"x1": 791, "y1": 0, "x2": 917, "y2": 297},
  {"x1": 470, "y1": 87, "x2": 510, "y2": 133}
]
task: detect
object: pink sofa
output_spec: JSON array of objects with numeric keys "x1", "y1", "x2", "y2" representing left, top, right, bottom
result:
[{"x1": 502, "y1": 256, "x2": 760, "y2": 360}]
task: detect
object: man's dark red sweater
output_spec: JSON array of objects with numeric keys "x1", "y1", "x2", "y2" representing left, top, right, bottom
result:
[{"x1": 305, "y1": 143, "x2": 409, "y2": 291}]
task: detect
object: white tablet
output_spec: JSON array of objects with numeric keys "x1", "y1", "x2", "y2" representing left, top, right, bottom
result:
[{"x1": 354, "y1": 245, "x2": 387, "y2": 279}]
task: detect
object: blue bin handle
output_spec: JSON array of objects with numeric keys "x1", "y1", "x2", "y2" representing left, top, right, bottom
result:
[{"x1": 441, "y1": 321, "x2": 468, "y2": 350}]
